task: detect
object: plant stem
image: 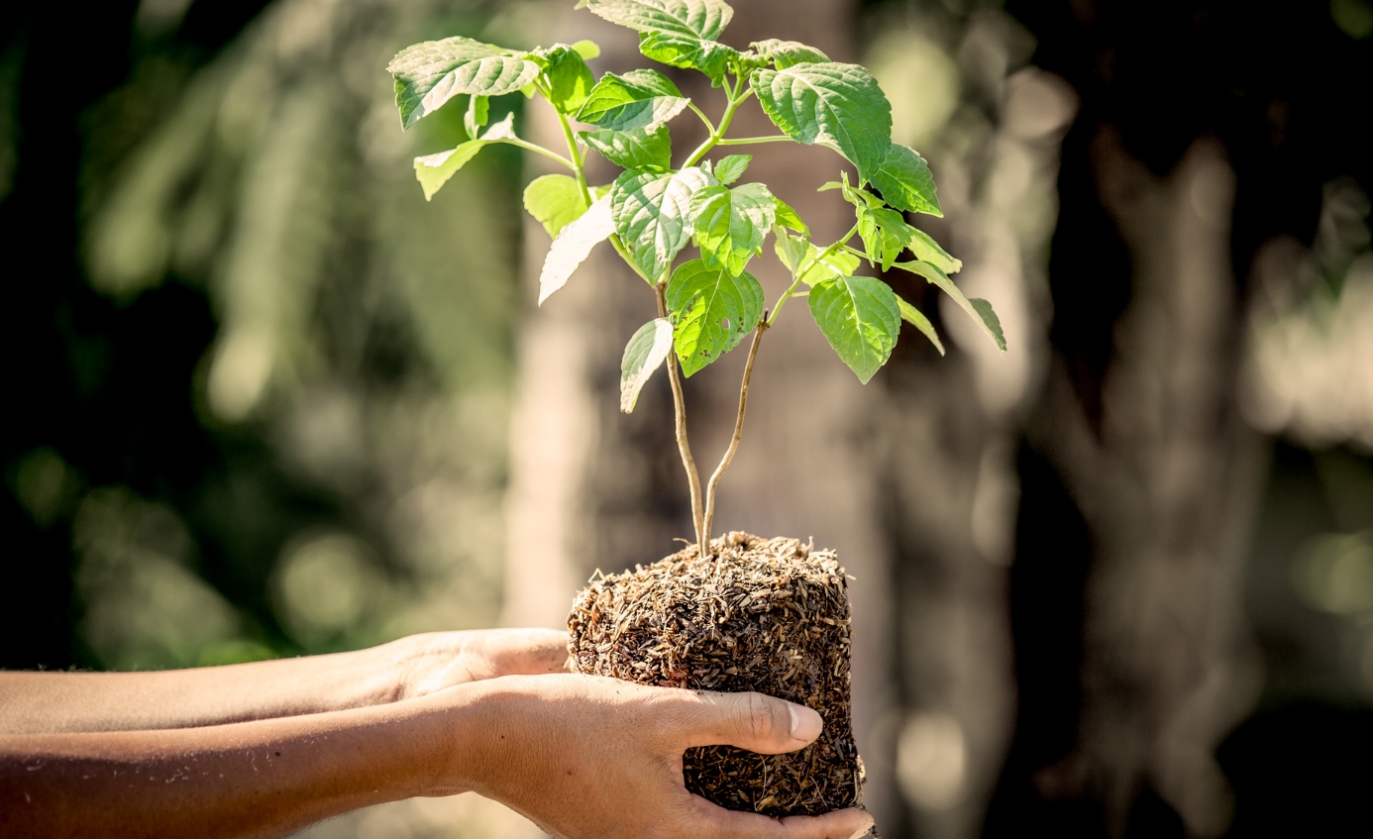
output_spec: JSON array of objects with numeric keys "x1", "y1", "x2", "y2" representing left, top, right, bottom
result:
[
  {"x1": 656, "y1": 279, "x2": 707, "y2": 554},
  {"x1": 550, "y1": 101, "x2": 651, "y2": 285},
  {"x1": 700, "y1": 319, "x2": 767, "y2": 554},
  {"x1": 499, "y1": 137, "x2": 575, "y2": 171},
  {"x1": 553, "y1": 108, "x2": 592, "y2": 205},
  {"x1": 715, "y1": 135, "x2": 791, "y2": 146},
  {"x1": 687, "y1": 102, "x2": 717, "y2": 134},
  {"x1": 682, "y1": 83, "x2": 756, "y2": 169},
  {"x1": 769, "y1": 222, "x2": 861, "y2": 325}
]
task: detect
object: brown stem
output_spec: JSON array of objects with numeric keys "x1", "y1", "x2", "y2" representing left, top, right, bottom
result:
[
  {"x1": 656, "y1": 280, "x2": 706, "y2": 554},
  {"x1": 700, "y1": 319, "x2": 768, "y2": 555}
]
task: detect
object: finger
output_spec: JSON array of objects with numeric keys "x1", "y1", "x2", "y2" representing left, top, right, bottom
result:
[
  {"x1": 482, "y1": 628, "x2": 570, "y2": 675},
  {"x1": 676, "y1": 690, "x2": 823, "y2": 754},
  {"x1": 691, "y1": 797, "x2": 874, "y2": 839},
  {"x1": 776, "y1": 809, "x2": 876, "y2": 839}
]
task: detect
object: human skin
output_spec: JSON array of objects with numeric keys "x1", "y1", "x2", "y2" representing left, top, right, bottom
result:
[
  {"x1": 0, "y1": 629, "x2": 572, "y2": 735},
  {"x1": 0, "y1": 630, "x2": 873, "y2": 839}
]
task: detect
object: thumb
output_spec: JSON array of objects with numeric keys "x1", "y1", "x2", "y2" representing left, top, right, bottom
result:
[{"x1": 678, "y1": 690, "x2": 824, "y2": 755}]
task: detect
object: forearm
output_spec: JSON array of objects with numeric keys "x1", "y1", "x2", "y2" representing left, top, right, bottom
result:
[
  {"x1": 0, "y1": 643, "x2": 406, "y2": 735},
  {"x1": 0, "y1": 630, "x2": 571, "y2": 735},
  {"x1": 0, "y1": 689, "x2": 472, "y2": 839}
]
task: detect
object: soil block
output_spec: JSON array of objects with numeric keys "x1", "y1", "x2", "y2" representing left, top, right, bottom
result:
[{"x1": 567, "y1": 532, "x2": 864, "y2": 816}]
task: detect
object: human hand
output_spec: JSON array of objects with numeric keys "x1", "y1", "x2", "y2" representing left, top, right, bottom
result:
[
  {"x1": 442, "y1": 673, "x2": 874, "y2": 839},
  {"x1": 390, "y1": 629, "x2": 570, "y2": 699}
]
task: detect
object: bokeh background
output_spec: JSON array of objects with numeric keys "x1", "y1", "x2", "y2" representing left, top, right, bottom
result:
[{"x1": 3, "y1": 0, "x2": 1372, "y2": 836}]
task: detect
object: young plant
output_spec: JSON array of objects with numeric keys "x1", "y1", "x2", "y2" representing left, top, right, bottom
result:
[{"x1": 388, "y1": 0, "x2": 1005, "y2": 560}]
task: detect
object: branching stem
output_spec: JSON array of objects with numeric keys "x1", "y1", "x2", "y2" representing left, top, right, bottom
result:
[
  {"x1": 687, "y1": 102, "x2": 717, "y2": 134},
  {"x1": 682, "y1": 77, "x2": 757, "y2": 169},
  {"x1": 769, "y1": 222, "x2": 862, "y2": 325},
  {"x1": 700, "y1": 319, "x2": 768, "y2": 554},
  {"x1": 656, "y1": 279, "x2": 707, "y2": 553}
]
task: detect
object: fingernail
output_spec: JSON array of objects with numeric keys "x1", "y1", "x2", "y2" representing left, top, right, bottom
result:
[{"x1": 788, "y1": 704, "x2": 822, "y2": 743}]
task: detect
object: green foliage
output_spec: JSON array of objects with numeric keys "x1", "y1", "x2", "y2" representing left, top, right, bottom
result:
[
  {"x1": 896, "y1": 260, "x2": 1006, "y2": 352},
  {"x1": 538, "y1": 195, "x2": 614, "y2": 304},
  {"x1": 390, "y1": 0, "x2": 1000, "y2": 518},
  {"x1": 581, "y1": 0, "x2": 734, "y2": 40},
  {"x1": 903, "y1": 228, "x2": 962, "y2": 274},
  {"x1": 610, "y1": 166, "x2": 713, "y2": 280},
  {"x1": 857, "y1": 204, "x2": 914, "y2": 271},
  {"x1": 798, "y1": 244, "x2": 861, "y2": 287},
  {"x1": 413, "y1": 114, "x2": 515, "y2": 201},
  {"x1": 535, "y1": 44, "x2": 597, "y2": 113},
  {"x1": 870, "y1": 144, "x2": 941, "y2": 217},
  {"x1": 388, "y1": 37, "x2": 541, "y2": 129},
  {"x1": 897, "y1": 296, "x2": 945, "y2": 356},
  {"x1": 464, "y1": 95, "x2": 489, "y2": 138},
  {"x1": 620, "y1": 317, "x2": 675, "y2": 412},
  {"x1": 773, "y1": 198, "x2": 808, "y2": 235},
  {"x1": 582, "y1": 0, "x2": 736, "y2": 82},
  {"x1": 666, "y1": 259, "x2": 764, "y2": 376},
  {"x1": 576, "y1": 70, "x2": 690, "y2": 130},
  {"x1": 712, "y1": 154, "x2": 751, "y2": 185},
  {"x1": 749, "y1": 39, "x2": 829, "y2": 70},
  {"x1": 809, "y1": 275, "x2": 901, "y2": 383},
  {"x1": 524, "y1": 174, "x2": 589, "y2": 237},
  {"x1": 751, "y1": 63, "x2": 892, "y2": 184},
  {"x1": 690, "y1": 182, "x2": 776, "y2": 275},
  {"x1": 582, "y1": 125, "x2": 672, "y2": 169}
]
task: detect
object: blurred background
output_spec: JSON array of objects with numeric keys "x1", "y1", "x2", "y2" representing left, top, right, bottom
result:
[{"x1": 2, "y1": 0, "x2": 1371, "y2": 836}]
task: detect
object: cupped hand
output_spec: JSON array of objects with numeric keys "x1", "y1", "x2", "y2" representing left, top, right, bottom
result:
[
  {"x1": 448, "y1": 673, "x2": 874, "y2": 839},
  {"x1": 392, "y1": 629, "x2": 570, "y2": 698}
]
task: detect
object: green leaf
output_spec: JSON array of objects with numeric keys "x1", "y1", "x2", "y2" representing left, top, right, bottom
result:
[
  {"x1": 620, "y1": 318, "x2": 675, "y2": 412},
  {"x1": 389, "y1": 37, "x2": 541, "y2": 129},
  {"x1": 539, "y1": 194, "x2": 615, "y2": 304},
  {"x1": 905, "y1": 228, "x2": 962, "y2": 274},
  {"x1": 524, "y1": 174, "x2": 590, "y2": 238},
  {"x1": 575, "y1": 70, "x2": 689, "y2": 130},
  {"x1": 412, "y1": 114, "x2": 516, "y2": 201},
  {"x1": 969, "y1": 298, "x2": 1007, "y2": 353},
  {"x1": 537, "y1": 44, "x2": 597, "y2": 113},
  {"x1": 464, "y1": 95, "x2": 489, "y2": 138},
  {"x1": 896, "y1": 296, "x2": 945, "y2": 355},
  {"x1": 611, "y1": 166, "x2": 713, "y2": 280},
  {"x1": 773, "y1": 227, "x2": 809, "y2": 275},
  {"x1": 572, "y1": 40, "x2": 601, "y2": 60},
  {"x1": 857, "y1": 204, "x2": 912, "y2": 271},
  {"x1": 773, "y1": 197, "x2": 808, "y2": 235},
  {"x1": 824, "y1": 172, "x2": 883, "y2": 208},
  {"x1": 870, "y1": 144, "x2": 942, "y2": 217},
  {"x1": 690, "y1": 182, "x2": 777, "y2": 275},
  {"x1": 582, "y1": 0, "x2": 734, "y2": 40},
  {"x1": 895, "y1": 260, "x2": 1005, "y2": 352},
  {"x1": 713, "y1": 154, "x2": 751, "y2": 185},
  {"x1": 581, "y1": 125, "x2": 672, "y2": 170},
  {"x1": 809, "y1": 275, "x2": 901, "y2": 383},
  {"x1": 751, "y1": 63, "x2": 893, "y2": 184},
  {"x1": 666, "y1": 259, "x2": 765, "y2": 376},
  {"x1": 750, "y1": 38, "x2": 830, "y2": 69},
  {"x1": 798, "y1": 243, "x2": 861, "y2": 286},
  {"x1": 638, "y1": 32, "x2": 737, "y2": 84}
]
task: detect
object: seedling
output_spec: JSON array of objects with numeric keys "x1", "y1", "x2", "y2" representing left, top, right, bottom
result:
[{"x1": 388, "y1": 0, "x2": 1003, "y2": 560}]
